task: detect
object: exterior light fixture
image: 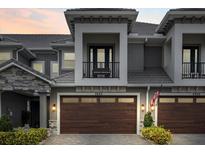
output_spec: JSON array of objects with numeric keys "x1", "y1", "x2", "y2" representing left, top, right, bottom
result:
[
  {"x1": 141, "y1": 104, "x2": 145, "y2": 112},
  {"x1": 150, "y1": 105, "x2": 155, "y2": 111},
  {"x1": 52, "y1": 104, "x2": 56, "y2": 112}
]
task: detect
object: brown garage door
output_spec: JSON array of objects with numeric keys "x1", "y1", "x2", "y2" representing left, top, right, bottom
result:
[
  {"x1": 158, "y1": 96, "x2": 205, "y2": 133},
  {"x1": 60, "y1": 96, "x2": 137, "y2": 134}
]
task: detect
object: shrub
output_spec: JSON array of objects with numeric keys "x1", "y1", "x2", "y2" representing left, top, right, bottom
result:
[
  {"x1": 143, "y1": 112, "x2": 154, "y2": 127},
  {"x1": 0, "y1": 128, "x2": 48, "y2": 145},
  {"x1": 141, "y1": 126, "x2": 172, "y2": 145},
  {"x1": 0, "y1": 115, "x2": 13, "y2": 132}
]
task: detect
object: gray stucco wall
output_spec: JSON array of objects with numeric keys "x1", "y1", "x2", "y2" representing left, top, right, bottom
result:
[
  {"x1": 144, "y1": 46, "x2": 162, "y2": 68},
  {"x1": 2, "y1": 91, "x2": 28, "y2": 127},
  {"x1": 128, "y1": 43, "x2": 144, "y2": 72},
  {"x1": 31, "y1": 50, "x2": 58, "y2": 77}
]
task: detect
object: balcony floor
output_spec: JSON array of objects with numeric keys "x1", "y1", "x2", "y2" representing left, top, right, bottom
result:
[{"x1": 128, "y1": 67, "x2": 173, "y2": 84}]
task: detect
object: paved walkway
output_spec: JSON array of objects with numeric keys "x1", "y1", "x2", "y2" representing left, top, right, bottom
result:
[
  {"x1": 43, "y1": 134, "x2": 150, "y2": 145},
  {"x1": 43, "y1": 134, "x2": 205, "y2": 145},
  {"x1": 171, "y1": 134, "x2": 205, "y2": 145}
]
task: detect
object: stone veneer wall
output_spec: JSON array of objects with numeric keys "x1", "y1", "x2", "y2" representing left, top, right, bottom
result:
[{"x1": 0, "y1": 66, "x2": 50, "y2": 92}]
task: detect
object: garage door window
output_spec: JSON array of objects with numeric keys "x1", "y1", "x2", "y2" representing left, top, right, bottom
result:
[
  {"x1": 118, "y1": 98, "x2": 134, "y2": 103},
  {"x1": 62, "y1": 97, "x2": 79, "y2": 103},
  {"x1": 159, "y1": 98, "x2": 175, "y2": 103},
  {"x1": 81, "y1": 97, "x2": 97, "y2": 103},
  {"x1": 100, "y1": 98, "x2": 116, "y2": 103},
  {"x1": 178, "y1": 98, "x2": 193, "y2": 103},
  {"x1": 196, "y1": 98, "x2": 205, "y2": 103}
]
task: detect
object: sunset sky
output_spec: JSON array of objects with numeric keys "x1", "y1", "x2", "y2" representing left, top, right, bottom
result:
[{"x1": 0, "y1": 8, "x2": 169, "y2": 34}]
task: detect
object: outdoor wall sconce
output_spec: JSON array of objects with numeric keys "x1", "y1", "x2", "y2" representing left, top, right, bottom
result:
[
  {"x1": 150, "y1": 105, "x2": 155, "y2": 112},
  {"x1": 52, "y1": 104, "x2": 56, "y2": 112},
  {"x1": 141, "y1": 104, "x2": 145, "y2": 112}
]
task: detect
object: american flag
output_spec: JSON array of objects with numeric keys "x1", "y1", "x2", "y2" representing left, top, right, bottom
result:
[{"x1": 150, "y1": 91, "x2": 160, "y2": 106}]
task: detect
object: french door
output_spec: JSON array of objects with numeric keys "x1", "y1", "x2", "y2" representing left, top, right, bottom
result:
[
  {"x1": 183, "y1": 46, "x2": 200, "y2": 74},
  {"x1": 89, "y1": 46, "x2": 113, "y2": 69}
]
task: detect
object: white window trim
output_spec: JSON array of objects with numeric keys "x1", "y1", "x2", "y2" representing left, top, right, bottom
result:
[
  {"x1": 32, "y1": 61, "x2": 45, "y2": 74},
  {"x1": 62, "y1": 51, "x2": 75, "y2": 70},
  {"x1": 50, "y1": 61, "x2": 59, "y2": 78}
]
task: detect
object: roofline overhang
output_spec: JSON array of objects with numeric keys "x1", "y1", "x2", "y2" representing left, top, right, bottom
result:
[
  {"x1": 156, "y1": 9, "x2": 205, "y2": 34},
  {"x1": 64, "y1": 9, "x2": 138, "y2": 36},
  {"x1": 0, "y1": 61, "x2": 54, "y2": 84}
]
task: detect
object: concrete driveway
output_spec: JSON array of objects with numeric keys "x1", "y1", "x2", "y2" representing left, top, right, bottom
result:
[
  {"x1": 171, "y1": 134, "x2": 205, "y2": 145},
  {"x1": 43, "y1": 134, "x2": 150, "y2": 145}
]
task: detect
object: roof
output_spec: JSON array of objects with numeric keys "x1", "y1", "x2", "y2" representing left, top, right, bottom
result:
[
  {"x1": 1, "y1": 34, "x2": 71, "y2": 49},
  {"x1": 0, "y1": 59, "x2": 52, "y2": 84},
  {"x1": 169, "y1": 8, "x2": 205, "y2": 11},
  {"x1": 131, "y1": 22, "x2": 158, "y2": 35},
  {"x1": 66, "y1": 8, "x2": 137, "y2": 12},
  {"x1": 65, "y1": 8, "x2": 138, "y2": 35},
  {"x1": 156, "y1": 8, "x2": 205, "y2": 34}
]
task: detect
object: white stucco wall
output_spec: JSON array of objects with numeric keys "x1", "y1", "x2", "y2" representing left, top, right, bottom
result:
[
  {"x1": 170, "y1": 24, "x2": 205, "y2": 86},
  {"x1": 74, "y1": 23, "x2": 128, "y2": 86}
]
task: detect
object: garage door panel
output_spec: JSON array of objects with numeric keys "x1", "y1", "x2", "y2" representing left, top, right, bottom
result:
[
  {"x1": 60, "y1": 96, "x2": 137, "y2": 134},
  {"x1": 158, "y1": 96, "x2": 205, "y2": 133}
]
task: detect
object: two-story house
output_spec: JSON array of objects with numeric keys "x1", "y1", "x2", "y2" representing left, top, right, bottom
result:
[{"x1": 1, "y1": 8, "x2": 205, "y2": 135}]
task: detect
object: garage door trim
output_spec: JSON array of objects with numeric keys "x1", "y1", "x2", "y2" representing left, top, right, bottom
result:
[{"x1": 57, "y1": 92, "x2": 141, "y2": 135}]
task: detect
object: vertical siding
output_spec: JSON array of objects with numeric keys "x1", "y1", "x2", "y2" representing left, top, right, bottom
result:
[
  {"x1": 128, "y1": 43, "x2": 144, "y2": 72},
  {"x1": 144, "y1": 46, "x2": 162, "y2": 68},
  {"x1": 31, "y1": 50, "x2": 58, "y2": 77},
  {"x1": 18, "y1": 52, "x2": 30, "y2": 66}
]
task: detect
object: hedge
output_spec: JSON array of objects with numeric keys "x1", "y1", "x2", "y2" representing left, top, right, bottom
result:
[
  {"x1": 0, "y1": 128, "x2": 47, "y2": 145},
  {"x1": 141, "y1": 126, "x2": 172, "y2": 145}
]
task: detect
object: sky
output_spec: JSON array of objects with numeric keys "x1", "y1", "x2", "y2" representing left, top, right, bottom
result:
[{"x1": 0, "y1": 8, "x2": 169, "y2": 34}]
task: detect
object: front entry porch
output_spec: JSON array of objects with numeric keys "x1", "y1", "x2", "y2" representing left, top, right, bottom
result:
[{"x1": 0, "y1": 59, "x2": 52, "y2": 128}]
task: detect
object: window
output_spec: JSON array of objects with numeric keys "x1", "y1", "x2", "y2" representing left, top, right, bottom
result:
[
  {"x1": 81, "y1": 97, "x2": 97, "y2": 103},
  {"x1": 159, "y1": 98, "x2": 175, "y2": 103},
  {"x1": 50, "y1": 61, "x2": 59, "y2": 78},
  {"x1": 196, "y1": 98, "x2": 205, "y2": 103},
  {"x1": 118, "y1": 98, "x2": 135, "y2": 103},
  {"x1": 32, "y1": 61, "x2": 45, "y2": 73},
  {"x1": 62, "y1": 52, "x2": 75, "y2": 69},
  {"x1": 62, "y1": 97, "x2": 79, "y2": 103},
  {"x1": 178, "y1": 98, "x2": 193, "y2": 103},
  {"x1": 0, "y1": 52, "x2": 12, "y2": 64},
  {"x1": 100, "y1": 98, "x2": 116, "y2": 103}
]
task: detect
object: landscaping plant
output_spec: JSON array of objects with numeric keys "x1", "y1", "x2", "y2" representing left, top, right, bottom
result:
[
  {"x1": 143, "y1": 111, "x2": 154, "y2": 127},
  {"x1": 0, "y1": 128, "x2": 48, "y2": 145},
  {"x1": 141, "y1": 126, "x2": 172, "y2": 145},
  {"x1": 0, "y1": 115, "x2": 13, "y2": 132}
]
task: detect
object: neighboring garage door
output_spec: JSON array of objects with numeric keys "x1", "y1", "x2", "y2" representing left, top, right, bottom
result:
[
  {"x1": 60, "y1": 96, "x2": 137, "y2": 134},
  {"x1": 158, "y1": 96, "x2": 205, "y2": 133}
]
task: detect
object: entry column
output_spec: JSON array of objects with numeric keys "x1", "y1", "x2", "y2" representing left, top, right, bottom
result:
[{"x1": 39, "y1": 93, "x2": 47, "y2": 128}]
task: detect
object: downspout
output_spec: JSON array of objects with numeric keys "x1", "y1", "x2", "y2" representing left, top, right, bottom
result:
[{"x1": 146, "y1": 86, "x2": 150, "y2": 112}]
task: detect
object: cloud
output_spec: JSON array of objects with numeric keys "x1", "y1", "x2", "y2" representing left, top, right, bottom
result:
[
  {"x1": 0, "y1": 8, "x2": 169, "y2": 34},
  {"x1": 136, "y1": 8, "x2": 169, "y2": 24},
  {"x1": 0, "y1": 8, "x2": 70, "y2": 34}
]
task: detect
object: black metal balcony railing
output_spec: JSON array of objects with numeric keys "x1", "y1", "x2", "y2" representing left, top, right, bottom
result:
[
  {"x1": 83, "y1": 62, "x2": 120, "y2": 78},
  {"x1": 182, "y1": 62, "x2": 205, "y2": 79}
]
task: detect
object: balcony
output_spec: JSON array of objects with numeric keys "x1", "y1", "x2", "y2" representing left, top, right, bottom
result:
[
  {"x1": 182, "y1": 62, "x2": 205, "y2": 79},
  {"x1": 83, "y1": 62, "x2": 119, "y2": 78}
]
